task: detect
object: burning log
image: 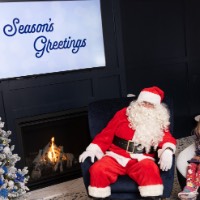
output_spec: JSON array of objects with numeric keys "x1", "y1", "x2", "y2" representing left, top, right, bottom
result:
[
  {"x1": 54, "y1": 146, "x2": 63, "y2": 172},
  {"x1": 33, "y1": 149, "x2": 43, "y2": 164},
  {"x1": 31, "y1": 137, "x2": 75, "y2": 180},
  {"x1": 64, "y1": 153, "x2": 74, "y2": 168}
]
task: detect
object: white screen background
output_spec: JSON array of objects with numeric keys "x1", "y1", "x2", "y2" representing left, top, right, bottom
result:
[{"x1": 0, "y1": 0, "x2": 105, "y2": 79}]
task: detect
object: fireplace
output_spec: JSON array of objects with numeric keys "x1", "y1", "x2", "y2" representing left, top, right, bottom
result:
[{"x1": 16, "y1": 107, "x2": 91, "y2": 190}]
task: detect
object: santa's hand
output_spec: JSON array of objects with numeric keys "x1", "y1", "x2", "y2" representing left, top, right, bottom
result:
[
  {"x1": 79, "y1": 143, "x2": 104, "y2": 163},
  {"x1": 158, "y1": 149, "x2": 173, "y2": 171},
  {"x1": 79, "y1": 150, "x2": 96, "y2": 163}
]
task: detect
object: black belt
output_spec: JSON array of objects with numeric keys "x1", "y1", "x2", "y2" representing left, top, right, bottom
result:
[{"x1": 113, "y1": 135, "x2": 155, "y2": 154}]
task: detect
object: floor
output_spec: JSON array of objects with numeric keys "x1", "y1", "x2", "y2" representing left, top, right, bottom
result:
[
  {"x1": 16, "y1": 176, "x2": 182, "y2": 200},
  {"x1": 17, "y1": 177, "x2": 90, "y2": 200}
]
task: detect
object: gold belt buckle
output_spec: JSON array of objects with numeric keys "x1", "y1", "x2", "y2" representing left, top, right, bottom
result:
[{"x1": 126, "y1": 140, "x2": 135, "y2": 153}]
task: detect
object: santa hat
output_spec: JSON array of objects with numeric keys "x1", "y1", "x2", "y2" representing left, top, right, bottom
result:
[{"x1": 137, "y1": 86, "x2": 164, "y2": 105}]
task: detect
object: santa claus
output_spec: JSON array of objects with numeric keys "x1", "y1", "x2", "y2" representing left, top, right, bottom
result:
[{"x1": 79, "y1": 86, "x2": 176, "y2": 199}]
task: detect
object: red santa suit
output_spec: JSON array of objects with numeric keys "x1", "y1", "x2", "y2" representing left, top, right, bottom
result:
[{"x1": 80, "y1": 86, "x2": 177, "y2": 198}]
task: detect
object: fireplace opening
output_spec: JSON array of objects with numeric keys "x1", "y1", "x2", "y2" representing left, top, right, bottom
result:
[{"x1": 16, "y1": 108, "x2": 91, "y2": 190}]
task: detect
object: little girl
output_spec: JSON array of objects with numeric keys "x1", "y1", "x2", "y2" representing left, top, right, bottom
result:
[{"x1": 178, "y1": 115, "x2": 200, "y2": 200}]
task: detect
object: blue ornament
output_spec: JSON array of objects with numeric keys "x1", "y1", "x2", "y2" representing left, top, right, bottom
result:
[
  {"x1": 0, "y1": 178, "x2": 4, "y2": 186},
  {"x1": 2, "y1": 166, "x2": 8, "y2": 174},
  {"x1": 0, "y1": 144, "x2": 4, "y2": 152},
  {"x1": 15, "y1": 172, "x2": 24, "y2": 183},
  {"x1": 0, "y1": 188, "x2": 8, "y2": 198}
]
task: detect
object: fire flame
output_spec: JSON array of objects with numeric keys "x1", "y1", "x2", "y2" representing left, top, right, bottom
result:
[
  {"x1": 31, "y1": 136, "x2": 75, "y2": 176},
  {"x1": 48, "y1": 137, "x2": 57, "y2": 163}
]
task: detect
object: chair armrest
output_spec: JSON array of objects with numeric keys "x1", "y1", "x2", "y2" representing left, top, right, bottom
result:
[
  {"x1": 80, "y1": 157, "x2": 95, "y2": 192},
  {"x1": 160, "y1": 155, "x2": 175, "y2": 198}
]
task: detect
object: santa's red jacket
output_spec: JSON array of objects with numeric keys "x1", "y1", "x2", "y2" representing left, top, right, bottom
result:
[{"x1": 88, "y1": 107, "x2": 176, "y2": 163}]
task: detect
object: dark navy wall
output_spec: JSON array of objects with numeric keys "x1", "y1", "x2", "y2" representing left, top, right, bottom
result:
[
  {"x1": 0, "y1": 0, "x2": 200, "y2": 162},
  {"x1": 118, "y1": 0, "x2": 200, "y2": 138}
]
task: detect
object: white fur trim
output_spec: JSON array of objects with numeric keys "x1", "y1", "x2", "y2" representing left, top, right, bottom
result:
[
  {"x1": 137, "y1": 91, "x2": 161, "y2": 105},
  {"x1": 105, "y1": 151, "x2": 130, "y2": 167},
  {"x1": 139, "y1": 184, "x2": 163, "y2": 197},
  {"x1": 130, "y1": 154, "x2": 155, "y2": 161},
  {"x1": 88, "y1": 185, "x2": 111, "y2": 198},
  {"x1": 177, "y1": 143, "x2": 196, "y2": 177},
  {"x1": 157, "y1": 142, "x2": 176, "y2": 158}
]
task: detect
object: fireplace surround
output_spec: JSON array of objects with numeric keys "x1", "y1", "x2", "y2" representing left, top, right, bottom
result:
[{"x1": 15, "y1": 107, "x2": 90, "y2": 190}]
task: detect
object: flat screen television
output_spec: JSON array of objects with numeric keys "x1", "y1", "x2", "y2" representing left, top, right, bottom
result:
[{"x1": 0, "y1": 0, "x2": 106, "y2": 79}]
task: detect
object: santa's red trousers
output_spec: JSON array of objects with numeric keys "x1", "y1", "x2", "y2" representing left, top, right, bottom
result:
[{"x1": 89, "y1": 156, "x2": 163, "y2": 196}]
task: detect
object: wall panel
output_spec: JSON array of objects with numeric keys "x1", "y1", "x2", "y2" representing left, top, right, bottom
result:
[{"x1": 118, "y1": 0, "x2": 193, "y2": 137}]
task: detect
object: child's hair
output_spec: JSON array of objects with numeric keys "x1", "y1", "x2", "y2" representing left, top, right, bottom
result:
[{"x1": 194, "y1": 120, "x2": 200, "y2": 138}]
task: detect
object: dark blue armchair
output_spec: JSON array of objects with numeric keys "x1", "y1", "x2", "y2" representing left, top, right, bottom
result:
[{"x1": 81, "y1": 96, "x2": 175, "y2": 199}]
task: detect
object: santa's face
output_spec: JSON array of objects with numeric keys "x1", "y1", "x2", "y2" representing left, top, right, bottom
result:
[{"x1": 140, "y1": 101, "x2": 154, "y2": 109}]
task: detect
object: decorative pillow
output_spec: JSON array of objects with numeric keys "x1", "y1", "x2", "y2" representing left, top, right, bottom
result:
[
  {"x1": 175, "y1": 135, "x2": 195, "y2": 157},
  {"x1": 176, "y1": 135, "x2": 196, "y2": 178}
]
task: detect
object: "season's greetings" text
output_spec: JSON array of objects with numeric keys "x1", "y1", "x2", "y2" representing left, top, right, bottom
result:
[{"x1": 3, "y1": 18, "x2": 87, "y2": 58}]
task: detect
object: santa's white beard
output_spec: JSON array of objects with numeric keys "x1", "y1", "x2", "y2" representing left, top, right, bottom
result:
[{"x1": 126, "y1": 101, "x2": 170, "y2": 153}]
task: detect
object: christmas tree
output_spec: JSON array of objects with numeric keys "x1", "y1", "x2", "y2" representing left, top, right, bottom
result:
[{"x1": 0, "y1": 118, "x2": 29, "y2": 199}]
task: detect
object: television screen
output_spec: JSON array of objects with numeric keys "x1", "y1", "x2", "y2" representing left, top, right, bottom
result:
[{"x1": 0, "y1": 0, "x2": 105, "y2": 79}]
